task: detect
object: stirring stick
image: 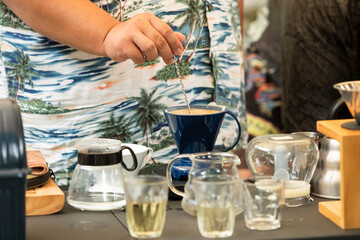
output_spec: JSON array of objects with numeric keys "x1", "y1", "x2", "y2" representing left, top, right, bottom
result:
[{"x1": 173, "y1": 57, "x2": 191, "y2": 114}]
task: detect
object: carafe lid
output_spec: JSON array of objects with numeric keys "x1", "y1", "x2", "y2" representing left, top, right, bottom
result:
[{"x1": 75, "y1": 138, "x2": 122, "y2": 166}]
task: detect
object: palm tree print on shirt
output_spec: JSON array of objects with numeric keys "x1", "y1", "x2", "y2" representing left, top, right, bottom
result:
[
  {"x1": 175, "y1": 0, "x2": 207, "y2": 62},
  {"x1": 130, "y1": 88, "x2": 166, "y2": 147},
  {"x1": 5, "y1": 49, "x2": 40, "y2": 101},
  {"x1": 184, "y1": 0, "x2": 207, "y2": 62},
  {"x1": 94, "y1": 112, "x2": 133, "y2": 142}
]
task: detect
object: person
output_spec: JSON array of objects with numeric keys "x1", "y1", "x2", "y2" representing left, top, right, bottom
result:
[
  {"x1": 3, "y1": 0, "x2": 185, "y2": 65},
  {"x1": 281, "y1": 0, "x2": 360, "y2": 133},
  {"x1": 0, "y1": 0, "x2": 247, "y2": 185}
]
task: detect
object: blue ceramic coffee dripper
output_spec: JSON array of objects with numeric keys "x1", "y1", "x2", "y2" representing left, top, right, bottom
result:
[{"x1": 163, "y1": 104, "x2": 241, "y2": 180}]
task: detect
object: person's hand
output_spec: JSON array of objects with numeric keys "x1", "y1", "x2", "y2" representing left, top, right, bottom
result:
[{"x1": 103, "y1": 12, "x2": 185, "y2": 65}]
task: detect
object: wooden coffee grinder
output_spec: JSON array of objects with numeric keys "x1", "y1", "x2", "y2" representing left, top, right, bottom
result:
[{"x1": 317, "y1": 81, "x2": 360, "y2": 229}]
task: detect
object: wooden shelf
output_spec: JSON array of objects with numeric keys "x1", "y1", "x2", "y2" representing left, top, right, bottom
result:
[{"x1": 317, "y1": 119, "x2": 360, "y2": 229}]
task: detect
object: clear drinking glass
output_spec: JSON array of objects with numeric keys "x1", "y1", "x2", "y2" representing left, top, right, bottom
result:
[
  {"x1": 193, "y1": 175, "x2": 239, "y2": 238},
  {"x1": 242, "y1": 177, "x2": 285, "y2": 231},
  {"x1": 123, "y1": 175, "x2": 168, "y2": 239}
]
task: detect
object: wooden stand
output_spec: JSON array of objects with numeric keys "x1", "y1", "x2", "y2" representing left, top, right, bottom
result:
[
  {"x1": 26, "y1": 178, "x2": 65, "y2": 216},
  {"x1": 317, "y1": 119, "x2": 360, "y2": 229}
]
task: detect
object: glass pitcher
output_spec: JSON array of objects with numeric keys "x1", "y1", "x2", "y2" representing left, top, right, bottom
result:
[{"x1": 166, "y1": 152, "x2": 242, "y2": 216}]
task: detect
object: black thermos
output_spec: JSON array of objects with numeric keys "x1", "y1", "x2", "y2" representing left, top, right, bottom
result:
[{"x1": 0, "y1": 99, "x2": 28, "y2": 240}]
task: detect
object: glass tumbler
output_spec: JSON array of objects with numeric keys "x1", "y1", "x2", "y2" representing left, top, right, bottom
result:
[
  {"x1": 193, "y1": 175, "x2": 239, "y2": 238},
  {"x1": 242, "y1": 177, "x2": 285, "y2": 231},
  {"x1": 124, "y1": 175, "x2": 168, "y2": 239}
]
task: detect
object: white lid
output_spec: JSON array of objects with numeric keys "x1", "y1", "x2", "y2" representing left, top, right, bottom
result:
[{"x1": 284, "y1": 180, "x2": 310, "y2": 198}]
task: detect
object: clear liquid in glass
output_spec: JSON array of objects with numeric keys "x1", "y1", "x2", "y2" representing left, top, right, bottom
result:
[
  {"x1": 197, "y1": 204, "x2": 235, "y2": 238},
  {"x1": 126, "y1": 200, "x2": 167, "y2": 239}
]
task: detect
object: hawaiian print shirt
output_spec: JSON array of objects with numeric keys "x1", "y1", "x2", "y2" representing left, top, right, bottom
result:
[{"x1": 0, "y1": 0, "x2": 247, "y2": 185}]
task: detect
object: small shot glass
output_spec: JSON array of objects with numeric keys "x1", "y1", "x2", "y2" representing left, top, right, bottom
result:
[
  {"x1": 193, "y1": 175, "x2": 239, "y2": 238},
  {"x1": 242, "y1": 177, "x2": 285, "y2": 231},
  {"x1": 123, "y1": 175, "x2": 168, "y2": 239}
]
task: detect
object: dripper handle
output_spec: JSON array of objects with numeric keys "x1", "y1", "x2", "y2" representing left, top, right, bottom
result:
[
  {"x1": 119, "y1": 146, "x2": 138, "y2": 171},
  {"x1": 166, "y1": 154, "x2": 191, "y2": 197},
  {"x1": 223, "y1": 110, "x2": 242, "y2": 152}
]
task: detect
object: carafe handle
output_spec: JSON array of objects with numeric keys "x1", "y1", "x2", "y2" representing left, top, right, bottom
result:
[
  {"x1": 119, "y1": 146, "x2": 138, "y2": 171},
  {"x1": 166, "y1": 154, "x2": 191, "y2": 197}
]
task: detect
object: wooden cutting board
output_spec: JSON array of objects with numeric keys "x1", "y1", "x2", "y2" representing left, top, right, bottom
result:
[{"x1": 26, "y1": 178, "x2": 65, "y2": 216}]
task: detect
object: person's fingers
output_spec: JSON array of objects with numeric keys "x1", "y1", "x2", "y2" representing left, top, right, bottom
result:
[
  {"x1": 104, "y1": 23, "x2": 148, "y2": 64},
  {"x1": 124, "y1": 44, "x2": 146, "y2": 64},
  {"x1": 132, "y1": 32, "x2": 159, "y2": 61},
  {"x1": 175, "y1": 32, "x2": 186, "y2": 44},
  {"x1": 147, "y1": 14, "x2": 184, "y2": 58},
  {"x1": 104, "y1": 13, "x2": 185, "y2": 65},
  {"x1": 141, "y1": 26, "x2": 175, "y2": 64}
]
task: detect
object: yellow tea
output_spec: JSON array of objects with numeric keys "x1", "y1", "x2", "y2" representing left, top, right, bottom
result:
[
  {"x1": 126, "y1": 200, "x2": 167, "y2": 238},
  {"x1": 197, "y1": 204, "x2": 235, "y2": 238}
]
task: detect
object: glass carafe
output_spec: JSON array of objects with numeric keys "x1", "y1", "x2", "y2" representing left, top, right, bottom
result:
[
  {"x1": 166, "y1": 152, "x2": 242, "y2": 216},
  {"x1": 67, "y1": 138, "x2": 138, "y2": 211}
]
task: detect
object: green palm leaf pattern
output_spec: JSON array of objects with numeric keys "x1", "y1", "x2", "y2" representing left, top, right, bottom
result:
[
  {"x1": 130, "y1": 88, "x2": 166, "y2": 147},
  {"x1": 94, "y1": 112, "x2": 133, "y2": 142},
  {"x1": 175, "y1": 0, "x2": 205, "y2": 62},
  {"x1": 5, "y1": 49, "x2": 40, "y2": 100}
]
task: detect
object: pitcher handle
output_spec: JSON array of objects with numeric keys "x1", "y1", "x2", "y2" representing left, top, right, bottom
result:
[
  {"x1": 166, "y1": 154, "x2": 191, "y2": 197},
  {"x1": 119, "y1": 146, "x2": 138, "y2": 171},
  {"x1": 141, "y1": 147, "x2": 154, "y2": 169},
  {"x1": 223, "y1": 110, "x2": 242, "y2": 152}
]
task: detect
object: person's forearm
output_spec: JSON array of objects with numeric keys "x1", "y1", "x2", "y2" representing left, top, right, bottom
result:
[
  {"x1": 4, "y1": 0, "x2": 185, "y2": 64},
  {"x1": 3, "y1": 0, "x2": 118, "y2": 57}
]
